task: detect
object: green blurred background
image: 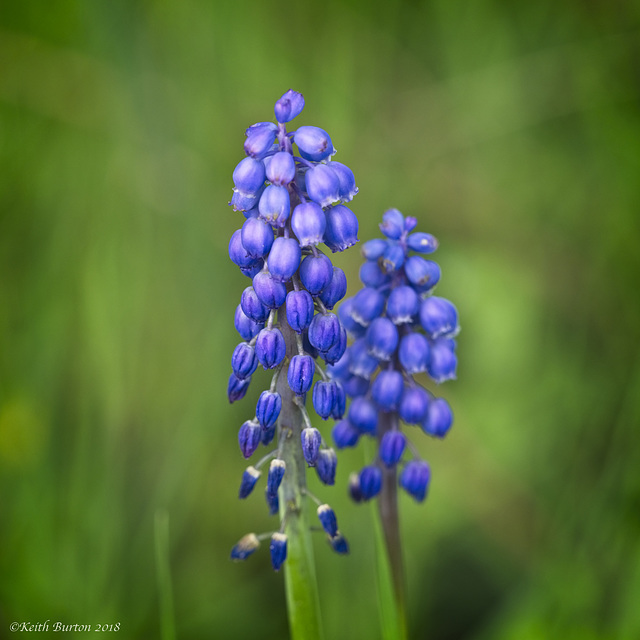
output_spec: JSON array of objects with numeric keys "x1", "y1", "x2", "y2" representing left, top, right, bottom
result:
[{"x1": 1, "y1": 1, "x2": 639, "y2": 638}]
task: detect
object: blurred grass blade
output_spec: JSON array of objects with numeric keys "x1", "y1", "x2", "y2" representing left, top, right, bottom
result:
[{"x1": 154, "y1": 509, "x2": 177, "y2": 640}]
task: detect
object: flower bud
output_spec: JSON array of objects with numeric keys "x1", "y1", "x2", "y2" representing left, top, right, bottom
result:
[
  {"x1": 266, "y1": 459, "x2": 286, "y2": 496},
  {"x1": 238, "y1": 466, "x2": 261, "y2": 499},
  {"x1": 365, "y1": 317, "x2": 399, "y2": 360},
  {"x1": 348, "y1": 338, "x2": 379, "y2": 380},
  {"x1": 239, "y1": 260, "x2": 264, "y2": 279},
  {"x1": 229, "y1": 229, "x2": 261, "y2": 269},
  {"x1": 301, "y1": 427, "x2": 322, "y2": 465},
  {"x1": 318, "y1": 267, "x2": 347, "y2": 309},
  {"x1": 261, "y1": 424, "x2": 276, "y2": 446},
  {"x1": 252, "y1": 271, "x2": 287, "y2": 309},
  {"x1": 348, "y1": 472, "x2": 363, "y2": 502},
  {"x1": 286, "y1": 290, "x2": 314, "y2": 332},
  {"x1": 238, "y1": 420, "x2": 261, "y2": 459},
  {"x1": 419, "y1": 296, "x2": 460, "y2": 339},
  {"x1": 332, "y1": 420, "x2": 360, "y2": 448},
  {"x1": 267, "y1": 237, "x2": 301, "y2": 282},
  {"x1": 348, "y1": 397, "x2": 378, "y2": 434},
  {"x1": 312, "y1": 380, "x2": 337, "y2": 420},
  {"x1": 245, "y1": 121, "x2": 277, "y2": 137},
  {"x1": 256, "y1": 391, "x2": 282, "y2": 429},
  {"x1": 234, "y1": 304, "x2": 264, "y2": 341},
  {"x1": 241, "y1": 217, "x2": 274, "y2": 259},
  {"x1": 287, "y1": 355, "x2": 315, "y2": 394},
  {"x1": 399, "y1": 386, "x2": 430, "y2": 424},
  {"x1": 371, "y1": 370, "x2": 404, "y2": 412},
  {"x1": 405, "y1": 256, "x2": 441, "y2": 291},
  {"x1": 305, "y1": 164, "x2": 340, "y2": 208},
  {"x1": 299, "y1": 253, "x2": 333, "y2": 295},
  {"x1": 379, "y1": 431, "x2": 406, "y2": 467},
  {"x1": 233, "y1": 156, "x2": 266, "y2": 194},
  {"x1": 330, "y1": 381, "x2": 346, "y2": 419},
  {"x1": 359, "y1": 465, "x2": 382, "y2": 500},
  {"x1": 422, "y1": 397, "x2": 453, "y2": 437},
  {"x1": 351, "y1": 287, "x2": 385, "y2": 327},
  {"x1": 240, "y1": 286, "x2": 270, "y2": 322},
  {"x1": 265, "y1": 488, "x2": 279, "y2": 515},
  {"x1": 381, "y1": 242, "x2": 405, "y2": 273},
  {"x1": 399, "y1": 460, "x2": 431, "y2": 502},
  {"x1": 308, "y1": 312, "x2": 341, "y2": 352},
  {"x1": 359, "y1": 261, "x2": 390, "y2": 288},
  {"x1": 407, "y1": 232, "x2": 438, "y2": 254},
  {"x1": 230, "y1": 533, "x2": 260, "y2": 560},
  {"x1": 404, "y1": 216, "x2": 418, "y2": 232},
  {"x1": 266, "y1": 150, "x2": 296, "y2": 186},
  {"x1": 387, "y1": 285, "x2": 419, "y2": 324},
  {"x1": 255, "y1": 327, "x2": 286, "y2": 369},
  {"x1": 231, "y1": 342, "x2": 259, "y2": 379},
  {"x1": 228, "y1": 373, "x2": 250, "y2": 403},
  {"x1": 291, "y1": 202, "x2": 326, "y2": 247},
  {"x1": 244, "y1": 125, "x2": 276, "y2": 160},
  {"x1": 343, "y1": 375, "x2": 370, "y2": 397},
  {"x1": 274, "y1": 89, "x2": 305, "y2": 123},
  {"x1": 269, "y1": 533, "x2": 288, "y2": 571},
  {"x1": 427, "y1": 338, "x2": 457, "y2": 383},
  {"x1": 317, "y1": 504, "x2": 338, "y2": 536},
  {"x1": 379, "y1": 208, "x2": 404, "y2": 240},
  {"x1": 329, "y1": 161, "x2": 358, "y2": 202},
  {"x1": 324, "y1": 205, "x2": 359, "y2": 252},
  {"x1": 328, "y1": 533, "x2": 350, "y2": 554},
  {"x1": 338, "y1": 298, "x2": 367, "y2": 338},
  {"x1": 399, "y1": 332, "x2": 430, "y2": 374},
  {"x1": 258, "y1": 184, "x2": 290, "y2": 227},
  {"x1": 316, "y1": 448, "x2": 337, "y2": 485},
  {"x1": 361, "y1": 238, "x2": 388, "y2": 260},
  {"x1": 230, "y1": 186, "x2": 263, "y2": 212},
  {"x1": 294, "y1": 125, "x2": 335, "y2": 162}
]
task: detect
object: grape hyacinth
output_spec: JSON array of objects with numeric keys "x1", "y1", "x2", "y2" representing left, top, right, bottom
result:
[
  {"x1": 227, "y1": 90, "x2": 357, "y2": 581},
  {"x1": 329, "y1": 208, "x2": 460, "y2": 505}
]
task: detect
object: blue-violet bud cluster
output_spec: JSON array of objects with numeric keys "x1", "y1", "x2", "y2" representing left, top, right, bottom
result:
[
  {"x1": 328, "y1": 209, "x2": 460, "y2": 503},
  {"x1": 228, "y1": 90, "x2": 357, "y2": 569}
]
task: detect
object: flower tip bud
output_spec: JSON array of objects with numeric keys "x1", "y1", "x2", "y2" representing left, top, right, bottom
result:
[
  {"x1": 317, "y1": 504, "x2": 338, "y2": 537},
  {"x1": 328, "y1": 533, "x2": 350, "y2": 555},
  {"x1": 230, "y1": 533, "x2": 260, "y2": 560},
  {"x1": 270, "y1": 532, "x2": 288, "y2": 571},
  {"x1": 274, "y1": 89, "x2": 304, "y2": 123},
  {"x1": 238, "y1": 466, "x2": 261, "y2": 499}
]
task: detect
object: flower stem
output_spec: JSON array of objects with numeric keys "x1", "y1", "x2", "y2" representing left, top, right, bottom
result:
[{"x1": 277, "y1": 315, "x2": 324, "y2": 640}]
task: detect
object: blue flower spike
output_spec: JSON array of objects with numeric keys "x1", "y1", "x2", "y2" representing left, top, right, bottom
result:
[{"x1": 227, "y1": 89, "x2": 360, "y2": 570}]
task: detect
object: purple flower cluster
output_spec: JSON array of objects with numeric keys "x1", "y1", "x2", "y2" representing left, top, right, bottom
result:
[
  {"x1": 228, "y1": 90, "x2": 356, "y2": 568},
  {"x1": 328, "y1": 209, "x2": 460, "y2": 503}
]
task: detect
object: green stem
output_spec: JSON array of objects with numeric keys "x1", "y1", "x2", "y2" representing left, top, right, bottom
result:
[
  {"x1": 154, "y1": 509, "x2": 176, "y2": 640},
  {"x1": 277, "y1": 317, "x2": 324, "y2": 640}
]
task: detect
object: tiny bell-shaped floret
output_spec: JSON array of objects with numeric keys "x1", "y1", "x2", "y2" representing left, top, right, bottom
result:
[
  {"x1": 316, "y1": 448, "x2": 337, "y2": 485},
  {"x1": 404, "y1": 216, "x2": 418, "y2": 232},
  {"x1": 241, "y1": 217, "x2": 274, "y2": 259},
  {"x1": 407, "y1": 232, "x2": 438, "y2": 254},
  {"x1": 308, "y1": 312, "x2": 341, "y2": 352},
  {"x1": 387, "y1": 285, "x2": 420, "y2": 325},
  {"x1": 291, "y1": 202, "x2": 326, "y2": 247},
  {"x1": 233, "y1": 156, "x2": 266, "y2": 194},
  {"x1": 229, "y1": 229, "x2": 260, "y2": 269},
  {"x1": 405, "y1": 256, "x2": 441, "y2": 291},
  {"x1": 399, "y1": 460, "x2": 431, "y2": 502},
  {"x1": 312, "y1": 380, "x2": 337, "y2": 420},
  {"x1": 274, "y1": 89, "x2": 305, "y2": 123},
  {"x1": 244, "y1": 125, "x2": 276, "y2": 160},
  {"x1": 305, "y1": 164, "x2": 340, "y2": 208},
  {"x1": 348, "y1": 472, "x2": 364, "y2": 502},
  {"x1": 255, "y1": 327, "x2": 286, "y2": 369},
  {"x1": 329, "y1": 533, "x2": 350, "y2": 554},
  {"x1": 332, "y1": 419, "x2": 360, "y2": 448},
  {"x1": 337, "y1": 299, "x2": 365, "y2": 338},
  {"x1": 288, "y1": 355, "x2": 315, "y2": 394},
  {"x1": 231, "y1": 342, "x2": 259, "y2": 380},
  {"x1": 256, "y1": 390, "x2": 282, "y2": 429},
  {"x1": 238, "y1": 420, "x2": 261, "y2": 459},
  {"x1": 381, "y1": 242, "x2": 405, "y2": 273},
  {"x1": 234, "y1": 304, "x2": 264, "y2": 341},
  {"x1": 266, "y1": 151, "x2": 296, "y2": 186},
  {"x1": 348, "y1": 338, "x2": 379, "y2": 380},
  {"x1": 317, "y1": 504, "x2": 338, "y2": 537},
  {"x1": 299, "y1": 254, "x2": 334, "y2": 295},
  {"x1": 344, "y1": 375, "x2": 370, "y2": 397},
  {"x1": 366, "y1": 317, "x2": 399, "y2": 360},
  {"x1": 379, "y1": 431, "x2": 406, "y2": 467},
  {"x1": 228, "y1": 373, "x2": 251, "y2": 403},
  {"x1": 318, "y1": 267, "x2": 347, "y2": 309},
  {"x1": 359, "y1": 261, "x2": 390, "y2": 288},
  {"x1": 420, "y1": 296, "x2": 460, "y2": 339},
  {"x1": 359, "y1": 465, "x2": 383, "y2": 500},
  {"x1": 294, "y1": 125, "x2": 335, "y2": 162},
  {"x1": 265, "y1": 488, "x2": 279, "y2": 515},
  {"x1": 230, "y1": 533, "x2": 260, "y2": 560},
  {"x1": 240, "y1": 286, "x2": 270, "y2": 322},
  {"x1": 331, "y1": 381, "x2": 346, "y2": 419},
  {"x1": 379, "y1": 208, "x2": 405, "y2": 240},
  {"x1": 301, "y1": 427, "x2": 322, "y2": 465},
  {"x1": 399, "y1": 332, "x2": 430, "y2": 374},
  {"x1": 361, "y1": 238, "x2": 388, "y2": 260},
  {"x1": 270, "y1": 533, "x2": 288, "y2": 571},
  {"x1": 427, "y1": 338, "x2": 457, "y2": 383},
  {"x1": 329, "y1": 161, "x2": 358, "y2": 202},
  {"x1": 258, "y1": 184, "x2": 290, "y2": 227},
  {"x1": 348, "y1": 397, "x2": 378, "y2": 434},
  {"x1": 253, "y1": 271, "x2": 287, "y2": 309},
  {"x1": 422, "y1": 397, "x2": 453, "y2": 438},
  {"x1": 261, "y1": 424, "x2": 276, "y2": 446},
  {"x1": 238, "y1": 466, "x2": 261, "y2": 499},
  {"x1": 286, "y1": 290, "x2": 315, "y2": 332},
  {"x1": 324, "y1": 205, "x2": 359, "y2": 253},
  {"x1": 351, "y1": 287, "x2": 385, "y2": 327},
  {"x1": 230, "y1": 187, "x2": 263, "y2": 213},
  {"x1": 371, "y1": 370, "x2": 404, "y2": 412},
  {"x1": 267, "y1": 237, "x2": 301, "y2": 282},
  {"x1": 399, "y1": 386, "x2": 430, "y2": 424},
  {"x1": 266, "y1": 459, "x2": 286, "y2": 496}
]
